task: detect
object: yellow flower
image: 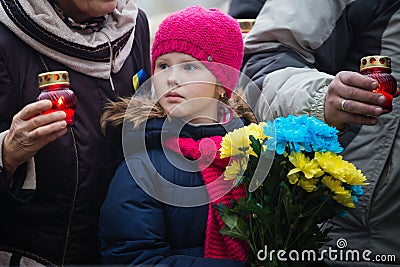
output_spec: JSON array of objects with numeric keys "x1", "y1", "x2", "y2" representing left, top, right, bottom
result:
[
  {"x1": 288, "y1": 152, "x2": 324, "y2": 179},
  {"x1": 245, "y1": 123, "x2": 269, "y2": 157},
  {"x1": 333, "y1": 192, "x2": 355, "y2": 208},
  {"x1": 322, "y1": 176, "x2": 355, "y2": 208},
  {"x1": 224, "y1": 158, "x2": 248, "y2": 181},
  {"x1": 288, "y1": 172, "x2": 300, "y2": 184},
  {"x1": 220, "y1": 123, "x2": 268, "y2": 159},
  {"x1": 245, "y1": 122, "x2": 269, "y2": 141},
  {"x1": 314, "y1": 152, "x2": 348, "y2": 182},
  {"x1": 315, "y1": 152, "x2": 368, "y2": 185},
  {"x1": 341, "y1": 165, "x2": 368, "y2": 186},
  {"x1": 298, "y1": 178, "x2": 319, "y2": 192},
  {"x1": 321, "y1": 176, "x2": 346, "y2": 195},
  {"x1": 220, "y1": 128, "x2": 249, "y2": 158}
]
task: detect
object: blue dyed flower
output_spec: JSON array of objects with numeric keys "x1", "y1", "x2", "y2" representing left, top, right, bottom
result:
[
  {"x1": 263, "y1": 115, "x2": 343, "y2": 154},
  {"x1": 352, "y1": 196, "x2": 359, "y2": 205},
  {"x1": 350, "y1": 185, "x2": 364, "y2": 197}
]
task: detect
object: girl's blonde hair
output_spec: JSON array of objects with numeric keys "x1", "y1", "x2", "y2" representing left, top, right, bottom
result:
[{"x1": 101, "y1": 89, "x2": 256, "y2": 134}]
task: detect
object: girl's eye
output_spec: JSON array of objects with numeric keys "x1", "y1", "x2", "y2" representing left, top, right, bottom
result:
[
  {"x1": 183, "y1": 63, "x2": 198, "y2": 72},
  {"x1": 158, "y1": 63, "x2": 169, "y2": 70}
]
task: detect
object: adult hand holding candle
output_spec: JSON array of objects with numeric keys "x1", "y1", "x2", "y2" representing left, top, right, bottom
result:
[
  {"x1": 324, "y1": 71, "x2": 390, "y2": 131},
  {"x1": 2, "y1": 100, "x2": 67, "y2": 181}
]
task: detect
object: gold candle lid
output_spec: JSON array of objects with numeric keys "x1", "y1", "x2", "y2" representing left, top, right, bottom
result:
[
  {"x1": 360, "y1": 55, "x2": 391, "y2": 71},
  {"x1": 38, "y1": 71, "x2": 69, "y2": 88},
  {"x1": 237, "y1": 19, "x2": 256, "y2": 33}
]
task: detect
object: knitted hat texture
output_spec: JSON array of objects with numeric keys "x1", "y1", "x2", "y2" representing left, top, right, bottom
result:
[{"x1": 151, "y1": 6, "x2": 244, "y2": 98}]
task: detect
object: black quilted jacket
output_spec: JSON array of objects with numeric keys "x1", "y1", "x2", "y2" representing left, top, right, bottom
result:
[{"x1": 0, "y1": 2, "x2": 150, "y2": 265}]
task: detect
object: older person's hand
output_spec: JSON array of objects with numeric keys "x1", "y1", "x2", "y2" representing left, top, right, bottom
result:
[
  {"x1": 324, "y1": 71, "x2": 395, "y2": 130},
  {"x1": 2, "y1": 100, "x2": 68, "y2": 178}
]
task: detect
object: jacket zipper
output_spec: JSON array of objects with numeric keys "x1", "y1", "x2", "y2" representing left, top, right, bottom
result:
[{"x1": 62, "y1": 128, "x2": 80, "y2": 266}]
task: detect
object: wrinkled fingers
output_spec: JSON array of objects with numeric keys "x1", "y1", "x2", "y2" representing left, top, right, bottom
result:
[
  {"x1": 26, "y1": 111, "x2": 67, "y2": 132},
  {"x1": 28, "y1": 122, "x2": 68, "y2": 146},
  {"x1": 18, "y1": 100, "x2": 53, "y2": 120},
  {"x1": 334, "y1": 111, "x2": 378, "y2": 127}
]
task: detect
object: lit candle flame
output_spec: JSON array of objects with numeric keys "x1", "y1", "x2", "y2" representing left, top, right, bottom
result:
[{"x1": 57, "y1": 96, "x2": 65, "y2": 108}]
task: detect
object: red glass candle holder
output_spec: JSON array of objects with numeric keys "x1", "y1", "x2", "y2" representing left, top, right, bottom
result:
[
  {"x1": 360, "y1": 55, "x2": 397, "y2": 109},
  {"x1": 37, "y1": 71, "x2": 77, "y2": 125}
]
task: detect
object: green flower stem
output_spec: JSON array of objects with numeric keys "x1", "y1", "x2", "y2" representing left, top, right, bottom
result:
[
  {"x1": 300, "y1": 195, "x2": 330, "y2": 218},
  {"x1": 274, "y1": 188, "x2": 283, "y2": 248},
  {"x1": 259, "y1": 222, "x2": 265, "y2": 251},
  {"x1": 285, "y1": 191, "x2": 332, "y2": 250},
  {"x1": 283, "y1": 186, "x2": 301, "y2": 250},
  {"x1": 249, "y1": 214, "x2": 257, "y2": 256}
]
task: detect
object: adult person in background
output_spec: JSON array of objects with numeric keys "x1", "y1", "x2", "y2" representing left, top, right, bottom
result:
[
  {"x1": 241, "y1": 0, "x2": 400, "y2": 265},
  {"x1": 228, "y1": 0, "x2": 265, "y2": 40},
  {"x1": 0, "y1": 0, "x2": 150, "y2": 265},
  {"x1": 228, "y1": 0, "x2": 266, "y2": 19}
]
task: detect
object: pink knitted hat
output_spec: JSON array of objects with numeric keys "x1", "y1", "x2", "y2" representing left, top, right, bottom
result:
[{"x1": 151, "y1": 6, "x2": 244, "y2": 98}]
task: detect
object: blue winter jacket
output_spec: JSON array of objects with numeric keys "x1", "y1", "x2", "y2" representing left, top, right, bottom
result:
[{"x1": 99, "y1": 118, "x2": 246, "y2": 267}]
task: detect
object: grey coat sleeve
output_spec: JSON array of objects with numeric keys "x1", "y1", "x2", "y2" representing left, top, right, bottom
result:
[{"x1": 241, "y1": 0, "x2": 346, "y2": 121}]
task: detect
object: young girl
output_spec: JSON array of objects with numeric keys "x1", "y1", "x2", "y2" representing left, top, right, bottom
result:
[{"x1": 99, "y1": 6, "x2": 254, "y2": 266}]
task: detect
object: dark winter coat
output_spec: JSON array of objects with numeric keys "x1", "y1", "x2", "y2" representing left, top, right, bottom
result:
[
  {"x1": 228, "y1": 0, "x2": 266, "y2": 19},
  {"x1": 0, "y1": 1, "x2": 150, "y2": 265},
  {"x1": 99, "y1": 117, "x2": 247, "y2": 267},
  {"x1": 242, "y1": 0, "x2": 400, "y2": 265}
]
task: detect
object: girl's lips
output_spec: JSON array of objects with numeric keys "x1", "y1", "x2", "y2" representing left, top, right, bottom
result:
[
  {"x1": 165, "y1": 92, "x2": 184, "y2": 102},
  {"x1": 165, "y1": 97, "x2": 183, "y2": 102},
  {"x1": 166, "y1": 92, "x2": 183, "y2": 98}
]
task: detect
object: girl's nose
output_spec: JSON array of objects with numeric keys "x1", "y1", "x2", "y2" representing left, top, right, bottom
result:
[{"x1": 167, "y1": 66, "x2": 181, "y2": 87}]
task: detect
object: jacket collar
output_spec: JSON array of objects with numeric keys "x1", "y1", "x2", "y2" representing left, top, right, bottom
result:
[
  {"x1": 122, "y1": 117, "x2": 248, "y2": 156},
  {"x1": 144, "y1": 118, "x2": 247, "y2": 140}
]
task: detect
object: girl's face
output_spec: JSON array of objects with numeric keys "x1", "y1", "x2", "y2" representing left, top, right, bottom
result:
[
  {"x1": 57, "y1": 0, "x2": 117, "y2": 22},
  {"x1": 153, "y1": 53, "x2": 225, "y2": 124}
]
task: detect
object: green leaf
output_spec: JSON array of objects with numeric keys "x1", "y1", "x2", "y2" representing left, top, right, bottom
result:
[
  {"x1": 281, "y1": 182, "x2": 296, "y2": 222},
  {"x1": 219, "y1": 211, "x2": 250, "y2": 241},
  {"x1": 219, "y1": 226, "x2": 247, "y2": 240},
  {"x1": 221, "y1": 212, "x2": 239, "y2": 229},
  {"x1": 249, "y1": 135, "x2": 262, "y2": 156},
  {"x1": 213, "y1": 203, "x2": 225, "y2": 215}
]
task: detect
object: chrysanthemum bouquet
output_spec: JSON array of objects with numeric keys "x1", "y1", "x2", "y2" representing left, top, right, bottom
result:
[{"x1": 216, "y1": 115, "x2": 368, "y2": 266}]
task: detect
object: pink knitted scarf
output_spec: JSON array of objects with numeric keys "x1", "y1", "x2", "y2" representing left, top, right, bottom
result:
[{"x1": 165, "y1": 136, "x2": 248, "y2": 262}]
